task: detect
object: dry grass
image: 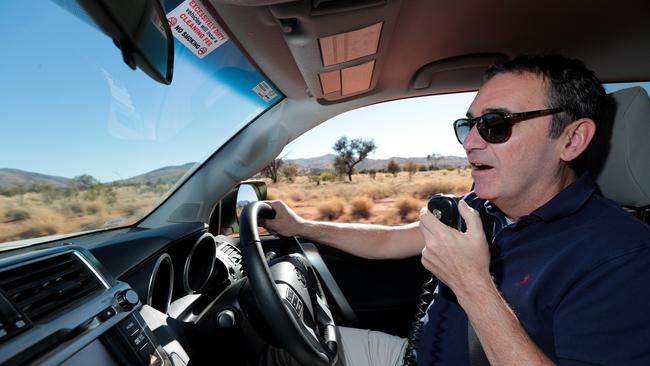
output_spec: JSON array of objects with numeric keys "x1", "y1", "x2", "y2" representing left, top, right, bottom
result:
[
  {"x1": 350, "y1": 196, "x2": 373, "y2": 219},
  {"x1": 317, "y1": 198, "x2": 346, "y2": 220},
  {"x1": 395, "y1": 195, "x2": 422, "y2": 220},
  {"x1": 0, "y1": 185, "x2": 168, "y2": 243},
  {"x1": 267, "y1": 168, "x2": 472, "y2": 225}
]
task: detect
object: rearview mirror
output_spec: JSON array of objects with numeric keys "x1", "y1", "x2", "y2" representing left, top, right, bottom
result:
[{"x1": 78, "y1": 0, "x2": 174, "y2": 84}]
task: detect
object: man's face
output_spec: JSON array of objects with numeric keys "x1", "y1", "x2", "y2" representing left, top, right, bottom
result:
[{"x1": 465, "y1": 72, "x2": 565, "y2": 213}]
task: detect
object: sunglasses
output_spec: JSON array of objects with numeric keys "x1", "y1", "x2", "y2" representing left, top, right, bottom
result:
[{"x1": 453, "y1": 107, "x2": 565, "y2": 144}]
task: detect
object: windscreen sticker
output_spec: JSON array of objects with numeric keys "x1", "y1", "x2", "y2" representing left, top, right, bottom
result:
[
  {"x1": 166, "y1": 0, "x2": 228, "y2": 59},
  {"x1": 252, "y1": 81, "x2": 278, "y2": 102}
]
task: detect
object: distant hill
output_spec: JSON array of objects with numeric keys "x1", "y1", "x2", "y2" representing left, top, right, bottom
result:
[
  {"x1": 285, "y1": 154, "x2": 467, "y2": 171},
  {"x1": 0, "y1": 168, "x2": 72, "y2": 188},
  {"x1": 1, "y1": 155, "x2": 466, "y2": 189},
  {"x1": 119, "y1": 162, "x2": 196, "y2": 185}
]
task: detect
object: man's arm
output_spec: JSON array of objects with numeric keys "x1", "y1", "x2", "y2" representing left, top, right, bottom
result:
[
  {"x1": 262, "y1": 200, "x2": 425, "y2": 259},
  {"x1": 419, "y1": 201, "x2": 555, "y2": 366}
]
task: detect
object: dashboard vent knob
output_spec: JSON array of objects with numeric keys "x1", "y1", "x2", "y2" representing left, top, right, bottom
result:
[{"x1": 117, "y1": 289, "x2": 139, "y2": 311}]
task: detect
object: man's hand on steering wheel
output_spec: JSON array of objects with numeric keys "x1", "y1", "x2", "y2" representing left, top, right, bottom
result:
[
  {"x1": 239, "y1": 201, "x2": 338, "y2": 366},
  {"x1": 260, "y1": 200, "x2": 305, "y2": 236}
]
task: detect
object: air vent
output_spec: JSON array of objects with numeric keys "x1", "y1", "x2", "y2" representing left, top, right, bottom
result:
[{"x1": 0, "y1": 252, "x2": 104, "y2": 322}]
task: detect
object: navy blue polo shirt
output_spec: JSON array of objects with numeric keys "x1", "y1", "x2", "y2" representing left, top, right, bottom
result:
[{"x1": 415, "y1": 173, "x2": 650, "y2": 365}]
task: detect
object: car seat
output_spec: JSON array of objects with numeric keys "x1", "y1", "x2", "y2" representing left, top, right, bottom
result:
[{"x1": 587, "y1": 86, "x2": 650, "y2": 223}]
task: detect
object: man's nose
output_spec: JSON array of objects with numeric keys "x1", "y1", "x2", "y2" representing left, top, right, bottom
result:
[{"x1": 462, "y1": 124, "x2": 488, "y2": 152}]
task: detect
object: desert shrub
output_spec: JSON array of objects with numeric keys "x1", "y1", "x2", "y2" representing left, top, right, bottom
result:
[
  {"x1": 103, "y1": 188, "x2": 117, "y2": 205},
  {"x1": 404, "y1": 160, "x2": 418, "y2": 181},
  {"x1": 62, "y1": 201, "x2": 84, "y2": 215},
  {"x1": 4, "y1": 209, "x2": 30, "y2": 222},
  {"x1": 85, "y1": 203, "x2": 102, "y2": 215},
  {"x1": 17, "y1": 224, "x2": 57, "y2": 239},
  {"x1": 289, "y1": 190, "x2": 305, "y2": 202},
  {"x1": 395, "y1": 195, "x2": 421, "y2": 220},
  {"x1": 350, "y1": 196, "x2": 373, "y2": 219},
  {"x1": 282, "y1": 164, "x2": 299, "y2": 183},
  {"x1": 308, "y1": 174, "x2": 321, "y2": 185},
  {"x1": 414, "y1": 181, "x2": 459, "y2": 198},
  {"x1": 317, "y1": 199, "x2": 345, "y2": 220},
  {"x1": 319, "y1": 171, "x2": 337, "y2": 182},
  {"x1": 386, "y1": 160, "x2": 401, "y2": 176}
]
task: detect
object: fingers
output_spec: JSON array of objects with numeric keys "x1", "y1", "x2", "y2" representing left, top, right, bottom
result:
[{"x1": 458, "y1": 200, "x2": 484, "y2": 239}]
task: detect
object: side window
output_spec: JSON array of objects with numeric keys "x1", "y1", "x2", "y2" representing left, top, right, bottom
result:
[{"x1": 264, "y1": 93, "x2": 475, "y2": 224}]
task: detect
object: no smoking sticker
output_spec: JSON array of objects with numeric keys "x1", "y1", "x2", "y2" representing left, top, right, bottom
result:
[{"x1": 166, "y1": 0, "x2": 229, "y2": 59}]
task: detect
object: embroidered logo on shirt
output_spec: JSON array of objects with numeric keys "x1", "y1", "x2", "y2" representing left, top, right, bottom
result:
[{"x1": 517, "y1": 274, "x2": 531, "y2": 285}]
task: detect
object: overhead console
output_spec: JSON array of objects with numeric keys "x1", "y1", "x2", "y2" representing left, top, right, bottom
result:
[
  {"x1": 264, "y1": 0, "x2": 402, "y2": 103},
  {"x1": 0, "y1": 247, "x2": 173, "y2": 366}
]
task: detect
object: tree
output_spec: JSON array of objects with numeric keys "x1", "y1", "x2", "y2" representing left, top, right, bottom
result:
[
  {"x1": 404, "y1": 160, "x2": 418, "y2": 181},
  {"x1": 73, "y1": 174, "x2": 99, "y2": 189},
  {"x1": 332, "y1": 136, "x2": 377, "y2": 181},
  {"x1": 281, "y1": 164, "x2": 299, "y2": 183},
  {"x1": 386, "y1": 159, "x2": 401, "y2": 176},
  {"x1": 262, "y1": 158, "x2": 283, "y2": 183},
  {"x1": 426, "y1": 153, "x2": 443, "y2": 170}
]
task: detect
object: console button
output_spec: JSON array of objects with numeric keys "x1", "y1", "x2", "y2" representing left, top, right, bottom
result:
[
  {"x1": 98, "y1": 307, "x2": 116, "y2": 321},
  {"x1": 119, "y1": 316, "x2": 140, "y2": 337}
]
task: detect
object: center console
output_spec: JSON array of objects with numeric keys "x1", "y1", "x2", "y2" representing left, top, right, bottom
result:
[{"x1": 0, "y1": 247, "x2": 176, "y2": 366}]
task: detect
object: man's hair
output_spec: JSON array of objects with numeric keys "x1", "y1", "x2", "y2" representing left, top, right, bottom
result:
[{"x1": 485, "y1": 54, "x2": 606, "y2": 138}]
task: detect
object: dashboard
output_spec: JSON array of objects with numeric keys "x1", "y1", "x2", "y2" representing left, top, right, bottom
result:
[{"x1": 0, "y1": 224, "x2": 250, "y2": 366}]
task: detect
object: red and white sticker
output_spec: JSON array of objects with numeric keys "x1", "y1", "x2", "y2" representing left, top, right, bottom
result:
[{"x1": 166, "y1": 0, "x2": 229, "y2": 59}]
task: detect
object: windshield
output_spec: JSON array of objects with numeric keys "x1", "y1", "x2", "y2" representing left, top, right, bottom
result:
[{"x1": 0, "y1": 0, "x2": 282, "y2": 246}]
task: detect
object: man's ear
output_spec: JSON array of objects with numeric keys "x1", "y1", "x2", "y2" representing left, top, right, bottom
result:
[{"x1": 559, "y1": 118, "x2": 596, "y2": 162}]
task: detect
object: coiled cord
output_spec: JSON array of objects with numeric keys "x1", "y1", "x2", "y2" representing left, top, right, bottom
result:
[{"x1": 402, "y1": 275, "x2": 437, "y2": 366}]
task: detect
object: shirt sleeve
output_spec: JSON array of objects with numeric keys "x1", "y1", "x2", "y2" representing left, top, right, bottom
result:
[{"x1": 554, "y1": 247, "x2": 650, "y2": 366}]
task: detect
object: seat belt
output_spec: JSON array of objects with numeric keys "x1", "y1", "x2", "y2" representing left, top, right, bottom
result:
[{"x1": 467, "y1": 322, "x2": 490, "y2": 365}]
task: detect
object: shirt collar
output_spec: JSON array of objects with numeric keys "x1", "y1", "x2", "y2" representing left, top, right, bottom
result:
[
  {"x1": 529, "y1": 173, "x2": 596, "y2": 222},
  {"x1": 481, "y1": 173, "x2": 596, "y2": 225}
]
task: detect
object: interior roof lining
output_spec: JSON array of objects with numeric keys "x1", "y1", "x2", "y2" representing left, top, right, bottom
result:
[{"x1": 210, "y1": 0, "x2": 650, "y2": 108}]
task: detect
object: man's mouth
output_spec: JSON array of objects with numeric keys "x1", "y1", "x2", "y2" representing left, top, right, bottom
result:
[{"x1": 471, "y1": 162, "x2": 494, "y2": 171}]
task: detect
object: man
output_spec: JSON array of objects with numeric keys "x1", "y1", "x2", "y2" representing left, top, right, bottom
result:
[{"x1": 261, "y1": 55, "x2": 650, "y2": 365}]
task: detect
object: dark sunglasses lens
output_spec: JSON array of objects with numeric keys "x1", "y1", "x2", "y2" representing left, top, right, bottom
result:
[
  {"x1": 454, "y1": 119, "x2": 470, "y2": 144},
  {"x1": 480, "y1": 113, "x2": 510, "y2": 143}
]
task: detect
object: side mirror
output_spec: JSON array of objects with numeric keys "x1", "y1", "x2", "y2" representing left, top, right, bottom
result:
[
  {"x1": 236, "y1": 181, "x2": 268, "y2": 221},
  {"x1": 216, "y1": 181, "x2": 268, "y2": 236},
  {"x1": 78, "y1": 0, "x2": 174, "y2": 84}
]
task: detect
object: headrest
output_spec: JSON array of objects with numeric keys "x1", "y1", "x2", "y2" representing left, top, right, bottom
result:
[{"x1": 587, "y1": 86, "x2": 650, "y2": 207}]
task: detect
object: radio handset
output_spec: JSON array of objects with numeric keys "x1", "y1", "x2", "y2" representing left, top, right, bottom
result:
[
  {"x1": 402, "y1": 194, "x2": 463, "y2": 366},
  {"x1": 427, "y1": 194, "x2": 463, "y2": 231}
]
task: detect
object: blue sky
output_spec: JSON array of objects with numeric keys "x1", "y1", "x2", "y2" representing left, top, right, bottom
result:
[
  {"x1": 0, "y1": 1, "x2": 277, "y2": 182},
  {"x1": 281, "y1": 93, "x2": 475, "y2": 160}
]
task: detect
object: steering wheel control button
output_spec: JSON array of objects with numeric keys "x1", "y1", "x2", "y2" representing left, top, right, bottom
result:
[
  {"x1": 217, "y1": 309, "x2": 236, "y2": 328},
  {"x1": 118, "y1": 289, "x2": 140, "y2": 311},
  {"x1": 284, "y1": 287, "x2": 303, "y2": 315},
  {"x1": 295, "y1": 300, "x2": 303, "y2": 316}
]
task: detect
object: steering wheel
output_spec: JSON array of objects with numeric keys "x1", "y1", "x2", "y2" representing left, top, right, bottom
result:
[{"x1": 239, "y1": 201, "x2": 338, "y2": 366}]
